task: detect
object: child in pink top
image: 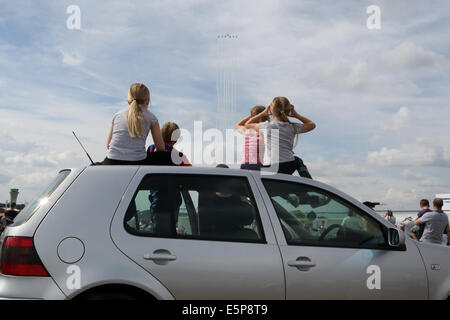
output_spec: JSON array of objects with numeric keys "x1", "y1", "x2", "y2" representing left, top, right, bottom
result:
[{"x1": 235, "y1": 106, "x2": 270, "y2": 170}]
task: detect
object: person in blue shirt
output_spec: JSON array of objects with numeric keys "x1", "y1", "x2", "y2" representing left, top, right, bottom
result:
[{"x1": 147, "y1": 122, "x2": 191, "y2": 166}]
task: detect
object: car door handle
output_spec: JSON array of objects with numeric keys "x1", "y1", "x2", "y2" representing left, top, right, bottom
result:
[
  {"x1": 288, "y1": 257, "x2": 316, "y2": 269},
  {"x1": 143, "y1": 253, "x2": 177, "y2": 261}
]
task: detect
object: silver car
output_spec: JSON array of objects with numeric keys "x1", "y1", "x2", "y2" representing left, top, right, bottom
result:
[{"x1": 0, "y1": 166, "x2": 449, "y2": 300}]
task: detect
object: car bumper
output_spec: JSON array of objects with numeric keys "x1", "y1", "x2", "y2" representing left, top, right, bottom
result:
[{"x1": 0, "y1": 274, "x2": 66, "y2": 300}]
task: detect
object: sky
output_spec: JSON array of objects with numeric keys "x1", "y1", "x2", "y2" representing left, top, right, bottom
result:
[{"x1": 0, "y1": 0, "x2": 449, "y2": 210}]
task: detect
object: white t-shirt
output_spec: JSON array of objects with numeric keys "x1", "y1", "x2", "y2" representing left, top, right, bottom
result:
[
  {"x1": 259, "y1": 120, "x2": 303, "y2": 164},
  {"x1": 400, "y1": 219, "x2": 415, "y2": 235},
  {"x1": 107, "y1": 108, "x2": 158, "y2": 161},
  {"x1": 418, "y1": 211, "x2": 449, "y2": 244},
  {"x1": 341, "y1": 216, "x2": 365, "y2": 231}
]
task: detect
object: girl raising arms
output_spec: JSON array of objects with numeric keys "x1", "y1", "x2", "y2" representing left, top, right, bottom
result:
[
  {"x1": 235, "y1": 105, "x2": 269, "y2": 171},
  {"x1": 245, "y1": 96, "x2": 315, "y2": 176}
]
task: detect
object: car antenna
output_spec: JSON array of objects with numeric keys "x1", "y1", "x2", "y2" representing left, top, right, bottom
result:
[{"x1": 72, "y1": 131, "x2": 95, "y2": 165}]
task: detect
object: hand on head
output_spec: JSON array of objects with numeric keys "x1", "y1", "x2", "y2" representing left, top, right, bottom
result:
[{"x1": 289, "y1": 105, "x2": 297, "y2": 117}]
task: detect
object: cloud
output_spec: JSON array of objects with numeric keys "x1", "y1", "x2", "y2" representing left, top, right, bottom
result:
[
  {"x1": 4, "y1": 152, "x2": 65, "y2": 167},
  {"x1": 60, "y1": 49, "x2": 84, "y2": 66},
  {"x1": 401, "y1": 169, "x2": 425, "y2": 180},
  {"x1": 319, "y1": 59, "x2": 371, "y2": 91},
  {"x1": 0, "y1": 173, "x2": 10, "y2": 184},
  {"x1": 384, "y1": 187, "x2": 420, "y2": 205},
  {"x1": 367, "y1": 140, "x2": 450, "y2": 167},
  {"x1": 9, "y1": 171, "x2": 59, "y2": 190},
  {"x1": 381, "y1": 42, "x2": 445, "y2": 74},
  {"x1": 380, "y1": 107, "x2": 411, "y2": 131}
]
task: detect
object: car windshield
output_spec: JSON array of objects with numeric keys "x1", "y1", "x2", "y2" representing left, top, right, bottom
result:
[{"x1": 11, "y1": 170, "x2": 71, "y2": 227}]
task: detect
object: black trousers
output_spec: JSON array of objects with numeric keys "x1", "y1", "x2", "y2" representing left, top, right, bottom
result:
[
  {"x1": 101, "y1": 151, "x2": 179, "y2": 166},
  {"x1": 277, "y1": 157, "x2": 312, "y2": 178},
  {"x1": 240, "y1": 162, "x2": 263, "y2": 171}
]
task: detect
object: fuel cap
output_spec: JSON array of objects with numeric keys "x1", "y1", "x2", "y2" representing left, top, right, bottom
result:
[{"x1": 57, "y1": 237, "x2": 85, "y2": 264}]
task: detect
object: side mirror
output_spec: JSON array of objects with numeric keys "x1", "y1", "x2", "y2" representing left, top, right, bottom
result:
[{"x1": 387, "y1": 228, "x2": 406, "y2": 249}]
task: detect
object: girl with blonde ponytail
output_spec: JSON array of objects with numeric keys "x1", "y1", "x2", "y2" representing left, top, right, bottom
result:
[
  {"x1": 103, "y1": 83, "x2": 165, "y2": 165},
  {"x1": 245, "y1": 96, "x2": 316, "y2": 176}
]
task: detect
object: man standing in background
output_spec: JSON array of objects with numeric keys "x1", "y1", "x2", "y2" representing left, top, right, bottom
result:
[{"x1": 415, "y1": 198, "x2": 450, "y2": 245}]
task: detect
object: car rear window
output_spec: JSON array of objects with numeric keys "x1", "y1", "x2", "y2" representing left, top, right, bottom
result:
[{"x1": 11, "y1": 170, "x2": 71, "y2": 227}]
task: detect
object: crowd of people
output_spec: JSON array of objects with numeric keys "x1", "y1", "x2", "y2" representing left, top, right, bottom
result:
[
  {"x1": 390, "y1": 198, "x2": 450, "y2": 246},
  {"x1": 100, "y1": 83, "x2": 316, "y2": 177},
  {"x1": 0, "y1": 202, "x2": 20, "y2": 233}
]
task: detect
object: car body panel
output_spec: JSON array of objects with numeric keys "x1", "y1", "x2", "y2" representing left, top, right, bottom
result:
[
  {"x1": 278, "y1": 240, "x2": 428, "y2": 299},
  {"x1": 415, "y1": 241, "x2": 450, "y2": 300},
  {"x1": 251, "y1": 173, "x2": 430, "y2": 299},
  {"x1": 110, "y1": 167, "x2": 285, "y2": 299},
  {"x1": 32, "y1": 166, "x2": 174, "y2": 300},
  {"x1": 0, "y1": 274, "x2": 66, "y2": 300}
]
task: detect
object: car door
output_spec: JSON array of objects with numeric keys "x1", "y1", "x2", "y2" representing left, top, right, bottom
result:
[
  {"x1": 110, "y1": 168, "x2": 285, "y2": 299},
  {"x1": 256, "y1": 176, "x2": 428, "y2": 299}
]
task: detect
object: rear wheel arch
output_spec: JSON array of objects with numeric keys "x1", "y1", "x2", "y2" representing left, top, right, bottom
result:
[{"x1": 72, "y1": 283, "x2": 158, "y2": 300}]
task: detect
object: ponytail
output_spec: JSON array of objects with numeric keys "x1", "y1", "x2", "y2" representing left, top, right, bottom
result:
[
  {"x1": 126, "y1": 83, "x2": 150, "y2": 138},
  {"x1": 126, "y1": 99, "x2": 143, "y2": 138}
]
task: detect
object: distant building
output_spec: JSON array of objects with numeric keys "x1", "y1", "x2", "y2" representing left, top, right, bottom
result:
[
  {"x1": 436, "y1": 193, "x2": 450, "y2": 213},
  {"x1": 1, "y1": 188, "x2": 26, "y2": 212},
  {"x1": 10, "y1": 188, "x2": 19, "y2": 205}
]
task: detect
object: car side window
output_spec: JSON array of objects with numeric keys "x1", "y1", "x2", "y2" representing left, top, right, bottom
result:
[
  {"x1": 124, "y1": 174, "x2": 265, "y2": 243},
  {"x1": 262, "y1": 179, "x2": 387, "y2": 249}
]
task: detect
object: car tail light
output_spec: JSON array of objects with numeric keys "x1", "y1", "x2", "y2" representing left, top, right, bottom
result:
[{"x1": 0, "y1": 237, "x2": 49, "y2": 276}]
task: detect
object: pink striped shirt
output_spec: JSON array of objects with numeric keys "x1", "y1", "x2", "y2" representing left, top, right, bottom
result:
[{"x1": 243, "y1": 130, "x2": 264, "y2": 164}]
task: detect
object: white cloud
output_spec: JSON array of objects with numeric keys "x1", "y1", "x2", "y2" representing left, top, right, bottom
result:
[
  {"x1": 319, "y1": 59, "x2": 371, "y2": 90},
  {"x1": 384, "y1": 187, "x2": 419, "y2": 205},
  {"x1": 367, "y1": 140, "x2": 450, "y2": 167},
  {"x1": 381, "y1": 42, "x2": 445, "y2": 74},
  {"x1": 4, "y1": 151, "x2": 76, "y2": 168},
  {"x1": 401, "y1": 169, "x2": 424, "y2": 180},
  {"x1": 380, "y1": 107, "x2": 410, "y2": 131},
  {"x1": 60, "y1": 50, "x2": 84, "y2": 66}
]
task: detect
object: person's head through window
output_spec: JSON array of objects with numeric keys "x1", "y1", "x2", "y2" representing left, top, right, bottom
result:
[
  {"x1": 307, "y1": 211, "x2": 316, "y2": 222},
  {"x1": 10, "y1": 202, "x2": 16, "y2": 210}
]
